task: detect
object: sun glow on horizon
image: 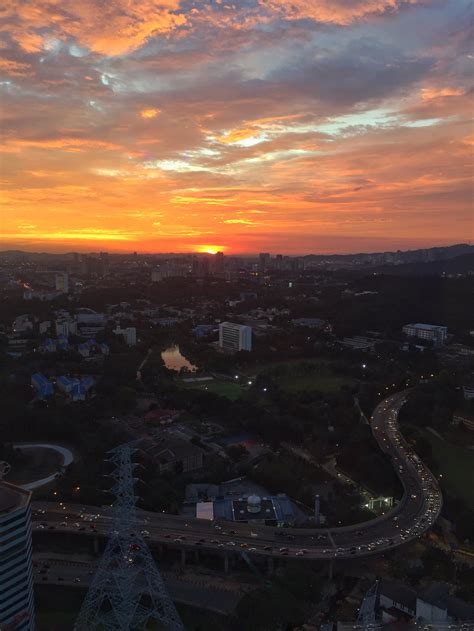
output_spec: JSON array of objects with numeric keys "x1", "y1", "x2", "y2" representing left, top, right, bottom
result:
[{"x1": 195, "y1": 245, "x2": 228, "y2": 255}]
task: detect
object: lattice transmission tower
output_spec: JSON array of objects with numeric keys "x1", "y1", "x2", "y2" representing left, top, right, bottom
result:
[
  {"x1": 357, "y1": 580, "x2": 379, "y2": 627},
  {"x1": 74, "y1": 444, "x2": 184, "y2": 630}
]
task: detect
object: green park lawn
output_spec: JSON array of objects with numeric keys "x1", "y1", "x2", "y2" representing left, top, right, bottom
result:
[
  {"x1": 423, "y1": 431, "x2": 474, "y2": 509},
  {"x1": 275, "y1": 372, "x2": 354, "y2": 394},
  {"x1": 184, "y1": 380, "x2": 243, "y2": 401},
  {"x1": 258, "y1": 359, "x2": 355, "y2": 394}
]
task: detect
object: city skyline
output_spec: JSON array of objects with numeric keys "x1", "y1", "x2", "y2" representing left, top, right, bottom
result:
[{"x1": 1, "y1": 0, "x2": 473, "y2": 254}]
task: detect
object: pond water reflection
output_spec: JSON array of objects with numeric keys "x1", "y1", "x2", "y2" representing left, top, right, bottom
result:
[{"x1": 161, "y1": 345, "x2": 198, "y2": 372}]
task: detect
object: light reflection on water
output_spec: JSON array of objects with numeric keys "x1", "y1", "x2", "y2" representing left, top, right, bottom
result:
[{"x1": 161, "y1": 345, "x2": 198, "y2": 372}]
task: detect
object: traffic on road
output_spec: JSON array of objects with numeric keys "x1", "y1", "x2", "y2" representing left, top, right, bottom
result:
[{"x1": 32, "y1": 391, "x2": 442, "y2": 561}]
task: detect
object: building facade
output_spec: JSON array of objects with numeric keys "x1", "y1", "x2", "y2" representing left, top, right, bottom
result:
[
  {"x1": 402, "y1": 323, "x2": 448, "y2": 346},
  {"x1": 55, "y1": 272, "x2": 69, "y2": 293},
  {"x1": 218, "y1": 322, "x2": 252, "y2": 352},
  {"x1": 0, "y1": 482, "x2": 35, "y2": 631}
]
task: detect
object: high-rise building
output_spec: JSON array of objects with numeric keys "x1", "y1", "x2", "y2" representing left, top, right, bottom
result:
[
  {"x1": 213, "y1": 251, "x2": 225, "y2": 275},
  {"x1": 0, "y1": 482, "x2": 35, "y2": 631},
  {"x1": 258, "y1": 252, "x2": 270, "y2": 272},
  {"x1": 55, "y1": 272, "x2": 69, "y2": 293},
  {"x1": 219, "y1": 322, "x2": 252, "y2": 352}
]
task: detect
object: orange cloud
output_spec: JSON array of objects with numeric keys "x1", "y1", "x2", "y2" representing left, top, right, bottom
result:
[
  {"x1": 421, "y1": 87, "x2": 465, "y2": 101},
  {"x1": 3, "y1": 137, "x2": 123, "y2": 153},
  {"x1": 217, "y1": 128, "x2": 259, "y2": 144},
  {"x1": 140, "y1": 108, "x2": 161, "y2": 119},
  {"x1": 223, "y1": 219, "x2": 257, "y2": 225},
  {"x1": 2, "y1": 230, "x2": 136, "y2": 241},
  {"x1": 0, "y1": 58, "x2": 32, "y2": 76},
  {"x1": 4, "y1": 0, "x2": 186, "y2": 56},
  {"x1": 259, "y1": 0, "x2": 423, "y2": 25}
]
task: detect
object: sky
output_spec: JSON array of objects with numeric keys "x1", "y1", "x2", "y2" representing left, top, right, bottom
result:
[{"x1": 1, "y1": 0, "x2": 473, "y2": 255}]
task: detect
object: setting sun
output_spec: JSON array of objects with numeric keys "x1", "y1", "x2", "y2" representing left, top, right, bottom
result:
[{"x1": 195, "y1": 245, "x2": 228, "y2": 255}]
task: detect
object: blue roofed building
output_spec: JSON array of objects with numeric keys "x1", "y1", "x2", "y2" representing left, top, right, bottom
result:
[
  {"x1": 57, "y1": 335, "x2": 69, "y2": 351},
  {"x1": 99, "y1": 343, "x2": 110, "y2": 355},
  {"x1": 78, "y1": 343, "x2": 90, "y2": 357},
  {"x1": 71, "y1": 382, "x2": 86, "y2": 402},
  {"x1": 81, "y1": 376, "x2": 94, "y2": 392},
  {"x1": 57, "y1": 375, "x2": 76, "y2": 394},
  {"x1": 31, "y1": 373, "x2": 54, "y2": 399},
  {"x1": 44, "y1": 338, "x2": 57, "y2": 353}
]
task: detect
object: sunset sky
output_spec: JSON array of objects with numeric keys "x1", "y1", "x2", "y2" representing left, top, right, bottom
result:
[{"x1": 1, "y1": 0, "x2": 472, "y2": 254}]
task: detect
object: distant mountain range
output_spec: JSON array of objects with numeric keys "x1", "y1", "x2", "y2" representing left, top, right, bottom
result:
[
  {"x1": 364, "y1": 252, "x2": 474, "y2": 276},
  {"x1": 303, "y1": 244, "x2": 473, "y2": 270}
]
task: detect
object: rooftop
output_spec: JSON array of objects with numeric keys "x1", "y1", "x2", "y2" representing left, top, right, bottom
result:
[
  {"x1": 0, "y1": 481, "x2": 31, "y2": 516},
  {"x1": 140, "y1": 434, "x2": 204, "y2": 464},
  {"x1": 405, "y1": 323, "x2": 446, "y2": 330}
]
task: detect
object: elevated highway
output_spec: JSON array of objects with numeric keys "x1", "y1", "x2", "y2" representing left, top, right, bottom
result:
[{"x1": 32, "y1": 391, "x2": 442, "y2": 561}]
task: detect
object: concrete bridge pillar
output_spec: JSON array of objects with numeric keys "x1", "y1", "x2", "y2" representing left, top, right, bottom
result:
[
  {"x1": 93, "y1": 536, "x2": 99, "y2": 555},
  {"x1": 180, "y1": 548, "x2": 186, "y2": 568},
  {"x1": 328, "y1": 560, "x2": 333, "y2": 580}
]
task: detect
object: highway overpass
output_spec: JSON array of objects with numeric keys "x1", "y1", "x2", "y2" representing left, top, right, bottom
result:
[{"x1": 32, "y1": 391, "x2": 442, "y2": 563}]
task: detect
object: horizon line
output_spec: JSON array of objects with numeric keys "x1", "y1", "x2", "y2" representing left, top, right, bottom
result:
[{"x1": 0, "y1": 242, "x2": 471, "y2": 259}]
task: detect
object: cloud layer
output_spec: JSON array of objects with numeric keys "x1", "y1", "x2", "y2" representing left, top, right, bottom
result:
[{"x1": 1, "y1": 0, "x2": 472, "y2": 253}]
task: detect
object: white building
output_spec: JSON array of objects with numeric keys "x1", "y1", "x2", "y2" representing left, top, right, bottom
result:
[
  {"x1": 55, "y1": 316, "x2": 77, "y2": 337},
  {"x1": 125, "y1": 327, "x2": 136, "y2": 346},
  {"x1": 0, "y1": 482, "x2": 35, "y2": 631},
  {"x1": 55, "y1": 272, "x2": 69, "y2": 293},
  {"x1": 114, "y1": 326, "x2": 137, "y2": 346},
  {"x1": 219, "y1": 322, "x2": 252, "y2": 352},
  {"x1": 402, "y1": 323, "x2": 448, "y2": 346},
  {"x1": 76, "y1": 309, "x2": 106, "y2": 325}
]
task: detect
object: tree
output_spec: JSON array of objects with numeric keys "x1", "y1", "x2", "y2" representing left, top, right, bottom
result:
[
  {"x1": 234, "y1": 586, "x2": 303, "y2": 631},
  {"x1": 226, "y1": 444, "x2": 249, "y2": 462}
]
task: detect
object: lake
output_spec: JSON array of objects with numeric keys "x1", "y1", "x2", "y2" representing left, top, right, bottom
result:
[{"x1": 161, "y1": 345, "x2": 198, "y2": 372}]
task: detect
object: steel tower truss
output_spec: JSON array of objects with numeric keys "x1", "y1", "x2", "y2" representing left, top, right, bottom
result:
[
  {"x1": 357, "y1": 580, "x2": 379, "y2": 627},
  {"x1": 74, "y1": 444, "x2": 184, "y2": 630}
]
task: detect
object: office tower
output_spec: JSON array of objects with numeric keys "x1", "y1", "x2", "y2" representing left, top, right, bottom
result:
[
  {"x1": 55, "y1": 272, "x2": 69, "y2": 293},
  {"x1": 214, "y1": 251, "x2": 225, "y2": 274},
  {"x1": 219, "y1": 322, "x2": 252, "y2": 352},
  {"x1": 0, "y1": 482, "x2": 35, "y2": 631},
  {"x1": 258, "y1": 252, "x2": 270, "y2": 272}
]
